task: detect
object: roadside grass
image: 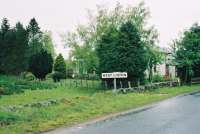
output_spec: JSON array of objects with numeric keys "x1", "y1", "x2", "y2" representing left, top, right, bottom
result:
[
  {"x1": 0, "y1": 75, "x2": 56, "y2": 95},
  {"x1": 0, "y1": 76, "x2": 200, "y2": 134}
]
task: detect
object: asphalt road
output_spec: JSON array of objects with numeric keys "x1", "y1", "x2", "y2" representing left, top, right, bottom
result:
[{"x1": 43, "y1": 92, "x2": 200, "y2": 134}]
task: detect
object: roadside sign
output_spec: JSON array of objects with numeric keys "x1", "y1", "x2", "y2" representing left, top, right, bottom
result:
[
  {"x1": 102, "y1": 72, "x2": 128, "y2": 79},
  {"x1": 101, "y1": 72, "x2": 128, "y2": 91}
]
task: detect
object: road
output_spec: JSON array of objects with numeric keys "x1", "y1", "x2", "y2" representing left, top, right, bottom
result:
[{"x1": 43, "y1": 92, "x2": 200, "y2": 134}]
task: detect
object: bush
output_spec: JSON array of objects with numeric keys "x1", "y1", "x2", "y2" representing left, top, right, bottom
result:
[
  {"x1": 46, "y1": 73, "x2": 53, "y2": 79},
  {"x1": 88, "y1": 74, "x2": 99, "y2": 80},
  {"x1": 29, "y1": 50, "x2": 53, "y2": 80},
  {"x1": 0, "y1": 75, "x2": 57, "y2": 95},
  {"x1": 20, "y1": 72, "x2": 35, "y2": 81},
  {"x1": 0, "y1": 112, "x2": 19, "y2": 126},
  {"x1": 0, "y1": 87, "x2": 4, "y2": 95},
  {"x1": 53, "y1": 54, "x2": 66, "y2": 81},
  {"x1": 152, "y1": 74, "x2": 164, "y2": 82},
  {"x1": 66, "y1": 69, "x2": 74, "y2": 78},
  {"x1": 52, "y1": 71, "x2": 63, "y2": 82}
]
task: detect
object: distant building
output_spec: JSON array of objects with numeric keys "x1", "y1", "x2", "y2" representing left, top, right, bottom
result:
[{"x1": 147, "y1": 48, "x2": 176, "y2": 79}]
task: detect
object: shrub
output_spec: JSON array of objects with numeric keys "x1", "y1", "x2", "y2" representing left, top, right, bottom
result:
[
  {"x1": 0, "y1": 112, "x2": 19, "y2": 126},
  {"x1": 29, "y1": 50, "x2": 53, "y2": 80},
  {"x1": 20, "y1": 72, "x2": 26, "y2": 79},
  {"x1": 46, "y1": 73, "x2": 53, "y2": 79},
  {"x1": 0, "y1": 75, "x2": 56, "y2": 95},
  {"x1": 52, "y1": 71, "x2": 63, "y2": 82},
  {"x1": 88, "y1": 74, "x2": 99, "y2": 80},
  {"x1": 152, "y1": 74, "x2": 164, "y2": 82},
  {"x1": 20, "y1": 72, "x2": 35, "y2": 81},
  {"x1": 0, "y1": 87, "x2": 4, "y2": 95},
  {"x1": 66, "y1": 68, "x2": 74, "y2": 78},
  {"x1": 53, "y1": 54, "x2": 66, "y2": 81}
]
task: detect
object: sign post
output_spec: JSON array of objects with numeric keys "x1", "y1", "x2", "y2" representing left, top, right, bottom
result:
[
  {"x1": 102, "y1": 72, "x2": 128, "y2": 92},
  {"x1": 114, "y1": 78, "x2": 117, "y2": 91}
]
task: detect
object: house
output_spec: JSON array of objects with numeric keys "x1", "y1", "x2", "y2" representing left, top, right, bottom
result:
[{"x1": 152, "y1": 48, "x2": 176, "y2": 79}]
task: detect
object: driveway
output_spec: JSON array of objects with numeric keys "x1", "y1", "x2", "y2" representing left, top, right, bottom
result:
[{"x1": 43, "y1": 92, "x2": 200, "y2": 134}]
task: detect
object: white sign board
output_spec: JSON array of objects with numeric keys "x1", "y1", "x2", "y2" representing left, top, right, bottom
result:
[{"x1": 102, "y1": 72, "x2": 128, "y2": 79}]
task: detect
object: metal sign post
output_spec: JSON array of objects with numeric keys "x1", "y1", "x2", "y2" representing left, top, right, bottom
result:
[{"x1": 102, "y1": 72, "x2": 128, "y2": 92}]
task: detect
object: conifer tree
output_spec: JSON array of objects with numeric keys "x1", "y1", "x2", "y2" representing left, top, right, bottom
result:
[{"x1": 53, "y1": 54, "x2": 66, "y2": 82}]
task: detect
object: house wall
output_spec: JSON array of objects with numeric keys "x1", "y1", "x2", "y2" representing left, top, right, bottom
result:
[
  {"x1": 155, "y1": 64, "x2": 166, "y2": 76},
  {"x1": 148, "y1": 49, "x2": 176, "y2": 79}
]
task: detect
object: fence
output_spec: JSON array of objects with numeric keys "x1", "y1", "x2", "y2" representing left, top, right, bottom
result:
[
  {"x1": 57, "y1": 79, "x2": 103, "y2": 89},
  {"x1": 55, "y1": 73, "x2": 180, "y2": 91}
]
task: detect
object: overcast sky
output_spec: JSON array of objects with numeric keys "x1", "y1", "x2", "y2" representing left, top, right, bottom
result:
[{"x1": 1, "y1": 0, "x2": 200, "y2": 57}]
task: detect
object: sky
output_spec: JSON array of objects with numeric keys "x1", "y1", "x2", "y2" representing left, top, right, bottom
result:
[{"x1": 1, "y1": 0, "x2": 200, "y2": 58}]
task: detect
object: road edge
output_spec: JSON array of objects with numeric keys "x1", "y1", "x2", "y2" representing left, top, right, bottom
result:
[{"x1": 40, "y1": 90, "x2": 200, "y2": 134}]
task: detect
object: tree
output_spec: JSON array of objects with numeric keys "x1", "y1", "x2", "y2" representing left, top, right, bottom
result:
[
  {"x1": 0, "y1": 18, "x2": 16, "y2": 74},
  {"x1": 0, "y1": 19, "x2": 30, "y2": 75},
  {"x1": 65, "y1": 2, "x2": 158, "y2": 75},
  {"x1": 147, "y1": 45, "x2": 163, "y2": 82},
  {"x1": 29, "y1": 50, "x2": 53, "y2": 80},
  {"x1": 0, "y1": 18, "x2": 54, "y2": 75},
  {"x1": 27, "y1": 18, "x2": 41, "y2": 36},
  {"x1": 27, "y1": 18, "x2": 43, "y2": 56},
  {"x1": 174, "y1": 23, "x2": 200, "y2": 83},
  {"x1": 41, "y1": 31, "x2": 55, "y2": 57},
  {"x1": 0, "y1": 18, "x2": 10, "y2": 73},
  {"x1": 13, "y1": 22, "x2": 29, "y2": 74},
  {"x1": 97, "y1": 21, "x2": 148, "y2": 83},
  {"x1": 53, "y1": 54, "x2": 66, "y2": 82},
  {"x1": 1, "y1": 18, "x2": 10, "y2": 36}
]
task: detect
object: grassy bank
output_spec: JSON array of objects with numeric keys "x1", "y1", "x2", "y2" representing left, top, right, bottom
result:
[{"x1": 0, "y1": 76, "x2": 200, "y2": 134}]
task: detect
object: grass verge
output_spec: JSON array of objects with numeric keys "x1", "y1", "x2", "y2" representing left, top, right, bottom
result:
[{"x1": 0, "y1": 79, "x2": 200, "y2": 134}]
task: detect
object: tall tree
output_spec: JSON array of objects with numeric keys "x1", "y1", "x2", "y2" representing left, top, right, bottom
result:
[
  {"x1": 97, "y1": 21, "x2": 148, "y2": 83},
  {"x1": 27, "y1": 18, "x2": 41, "y2": 36},
  {"x1": 0, "y1": 18, "x2": 14, "y2": 74},
  {"x1": 42, "y1": 31, "x2": 55, "y2": 57},
  {"x1": 14, "y1": 22, "x2": 29, "y2": 73},
  {"x1": 0, "y1": 18, "x2": 55, "y2": 75},
  {"x1": 65, "y1": 2, "x2": 158, "y2": 75},
  {"x1": 1, "y1": 18, "x2": 10, "y2": 37},
  {"x1": 27, "y1": 18, "x2": 43, "y2": 56},
  {"x1": 174, "y1": 23, "x2": 200, "y2": 83},
  {"x1": 0, "y1": 19, "x2": 29, "y2": 75},
  {"x1": 147, "y1": 45, "x2": 163, "y2": 82}
]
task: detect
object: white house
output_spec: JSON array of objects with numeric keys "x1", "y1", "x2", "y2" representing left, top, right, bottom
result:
[{"x1": 151, "y1": 48, "x2": 176, "y2": 79}]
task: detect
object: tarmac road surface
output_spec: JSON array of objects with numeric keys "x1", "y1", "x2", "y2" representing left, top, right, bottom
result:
[{"x1": 43, "y1": 92, "x2": 200, "y2": 134}]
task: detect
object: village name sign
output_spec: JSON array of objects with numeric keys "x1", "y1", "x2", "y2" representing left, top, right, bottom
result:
[
  {"x1": 102, "y1": 72, "x2": 128, "y2": 91},
  {"x1": 102, "y1": 72, "x2": 128, "y2": 79}
]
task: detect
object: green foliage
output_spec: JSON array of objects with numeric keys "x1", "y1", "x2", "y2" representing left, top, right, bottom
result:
[
  {"x1": 45, "y1": 73, "x2": 53, "y2": 79},
  {"x1": 174, "y1": 23, "x2": 200, "y2": 83},
  {"x1": 0, "y1": 19, "x2": 28, "y2": 75},
  {"x1": 42, "y1": 31, "x2": 55, "y2": 58},
  {"x1": 66, "y1": 68, "x2": 74, "y2": 78},
  {"x1": 53, "y1": 54, "x2": 66, "y2": 81},
  {"x1": 0, "y1": 18, "x2": 55, "y2": 75},
  {"x1": 147, "y1": 46, "x2": 164, "y2": 82},
  {"x1": 0, "y1": 75, "x2": 56, "y2": 95},
  {"x1": 20, "y1": 72, "x2": 35, "y2": 81},
  {"x1": 152, "y1": 74, "x2": 164, "y2": 82},
  {"x1": 97, "y1": 21, "x2": 148, "y2": 82},
  {"x1": 27, "y1": 18, "x2": 43, "y2": 57},
  {"x1": 29, "y1": 50, "x2": 53, "y2": 80},
  {"x1": 0, "y1": 74, "x2": 199, "y2": 134},
  {"x1": 0, "y1": 111, "x2": 19, "y2": 126},
  {"x1": 52, "y1": 71, "x2": 63, "y2": 82},
  {"x1": 66, "y1": 2, "x2": 158, "y2": 76}
]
